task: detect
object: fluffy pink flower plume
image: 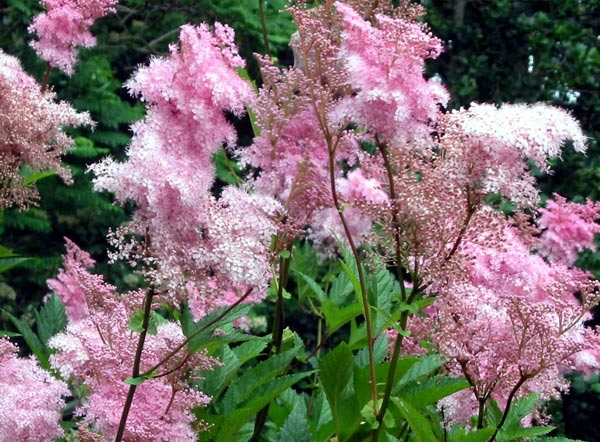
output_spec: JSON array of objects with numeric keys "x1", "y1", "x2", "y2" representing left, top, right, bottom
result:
[
  {"x1": 538, "y1": 193, "x2": 600, "y2": 265},
  {"x1": 334, "y1": 1, "x2": 449, "y2": 144},
  {"x1": 29, "y1": 0, "x2": 118, "y2": 75},
  {"x1": 48, "y1": 240, "x2": 218, "y2": 441},
  {"x1": 47, "y1": 237, "x2": 94, "y2": 321},
  {"x1": 0, "y1": 338, "x2": 70, "y2": 441},
  {"x1": 407, "y1": 224, "x2": 600, "y2": 425},
  {"x1": 91, "y1": 24, "x2": 279, "y2": 319},
  {"x1": 0, "y1": 50, "x2": 92, "y2": 209},
  {"x1": 442, "y1": 103, "x2": 587, "y2": 207}
]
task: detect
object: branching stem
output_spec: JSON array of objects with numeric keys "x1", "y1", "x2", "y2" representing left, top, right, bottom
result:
[{"x1": 114, "y1": 288, "x2": 155, "y2": 442}]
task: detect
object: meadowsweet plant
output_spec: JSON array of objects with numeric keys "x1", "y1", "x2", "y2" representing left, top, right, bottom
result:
[{"x1": 2, "y1": 0, "x2": 600, "y2": 441}]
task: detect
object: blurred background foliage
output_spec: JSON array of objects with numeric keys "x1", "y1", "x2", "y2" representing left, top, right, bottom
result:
[{"x1": 1, "y1": 0, "x2": 599, "y2": 439}]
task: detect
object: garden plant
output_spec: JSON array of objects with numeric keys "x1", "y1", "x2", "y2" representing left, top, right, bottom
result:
[{"x1": 1, "y1": 0, "x2": 600, "y2": 441}]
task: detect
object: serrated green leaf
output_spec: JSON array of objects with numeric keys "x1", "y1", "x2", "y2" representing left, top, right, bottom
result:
[
  {"x1": 401, "y1": 376, "x2": 469, "y2": 408},
  {"x1": 35, "y1": 293, "x2": 67, "y2": 346},
  {"x1": 279, "y1": 399, "x2": 312, "y2": 442},
  {"x1": 355, "y1": 334, "x2": 389, "y2": 368},
  {"x1": 394, "y1": 354, "x2": 445, "y2": 393},
  {"x1": 322, "y1": 300, "x2": 362, "y2": 335},
  {"x1": 339, "y1": 259, "x2": 364, "y2": 309},
  {"x1": 298, "y1": 272, "x2": 328, "y2": 303},
  {"x1": 180, "y1": 303, "x2": 252, "y2": 354},
  {"x1": 222, "y1": 345, "x2": 302, "y2": 414},
  {"x1": 449, "y1": 427, "x2": 495, "y2": 442},
  {"x1": 215, "y1": 371, "x2": 314, "y2": 442}
]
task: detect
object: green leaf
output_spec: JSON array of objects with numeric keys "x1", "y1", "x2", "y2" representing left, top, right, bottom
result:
[
  {"x1": 298, "y1": 272, "x2": 328, "y2": 303},
  {"x1": 448, "y1": 427, "x2": 495, "y2": 442},
  {"x1": 339, "y1": 259, "x2": 364, "y2": 309},
  {"x1": 180, "y1": 303, "x2": 252, "y2": 354},
  {"x1": 0, "y1": 245, "x2": 16, "y2": 258},
  {"x1": 221, "y1": 345, "x2": 303, "y2": 414},
  {"x1": 322, "y1": 300, "x2": 363, "y2": 335},
  {"x1": 279, "y1": 399, "x2": 312, "y2": 442},
  {"x1": 401, "y1": 376, "x2": 469, "y2": 408},
  {"x1": 215, "y1": 372, "x2": 314, "y2": 442},
  {"x1": 21, "y1": 169, "x2": 56, "y2": 186},
  {"x1": 35, "y1": 293, "x2": 67, "y2": 346},
  {"x1": 394, "y1": 354, "x2": 445, "y2": 393},
  {"x1": 310, "y1": 390, "x2": 335, "y2": 442},
  {"x1": 394, "y1": 397, "x2": 437, "y2": 442},
  {"x1": 6, "y1": 311, "x2": 48, "y2": 369},
  {"x1": 0, "y1": 256, "x2": 30, "y2": 273},
  {"x1": 124, "y1": 376, "x2": 146, "y2": 386},
  {"x1": 320, "y1": 343, "x2": 362, "y2": 441}
]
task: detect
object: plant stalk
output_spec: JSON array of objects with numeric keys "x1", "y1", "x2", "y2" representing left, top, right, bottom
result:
[
  {"x1": 114, "y1": 288, "x2": 155, "y2": 442},
  {"x1": 250, "y1": 242, "x2": 294, "y2": 442},
  {"x1": 326, "y1": 134, "x2": 379, "y2": 416}
]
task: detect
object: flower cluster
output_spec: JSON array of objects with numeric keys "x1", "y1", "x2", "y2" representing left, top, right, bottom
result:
[
  {"x1": 48, "y1": 240, "x2": 218, "y2": 440},
  {"x1": 538, "y1": 193, "x2": 600, "y2": 265},
  {"x1": 29, "y1": 0, "x2": 118, "y2": 75},
  {"x1": 407, "y1": 221, "x2": 600, "y2": 425},
  {"x1": 0, "y1": 50, "x2": 92, "y2": 209},
  {"x1": 0, "y1": 338, "x2": 69, "y2": 441},
  {"x1": 91, "y1": 24, "x2": 279, "y2": 319},
  {"x1": 440, "y1": 103, "x2": 587, "y2": 207}
]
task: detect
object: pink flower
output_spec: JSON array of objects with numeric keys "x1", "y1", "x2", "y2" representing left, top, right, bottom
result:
[
  {"x1": 538, "y1": 193, "x2": 600, "y2": 265},
  {"x1": 411, "y1": 223, "x2": 600, "y2": 425},
  {"x1": 47, "y1": 237, "x2": 95, "y2": 321},
  {"x1": 0, "y1": 50, "x2": 92, "y2": 208},
  {"x1": 48, "y1": 243, "x2": 219, "y2": 440},
  {"x1": 91, "y1": 24, "x2": 277, "y2": 319},
  {"x1": 442, "y1": 103, "x2": 587, "y2": 207},
  {"x1": 0, "y1": 338, "x2": 69, "y2": 441},
  {"x1": 29, "y1": 0, "x2": 118, "y2": 75},
  {"x1": 334, "y1": 1, "x2": 449, "y2": 143}
]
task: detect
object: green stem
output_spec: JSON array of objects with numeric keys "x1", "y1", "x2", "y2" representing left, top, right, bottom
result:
[
  {"x1": 326, "y1": 134, "x2": 379, "y2": 416},
  {"x1": 139, "y1": 288, "x2": 254, "y2": 378},
  {"x1": 488, "y1": 375, "x2": 530, "y2": 442},
  {"x1": 114, "y1": 288, "x2": 155, "y2": 442},
  {"x1": 258, "y1": 0, "x2": 271, "y2": 58},
  {"x1": 372, "y1": 140, "x2": 412, "y2": 440},
  {"x1": 250, "y1": 242, "x2": 294, "y2": 442}
]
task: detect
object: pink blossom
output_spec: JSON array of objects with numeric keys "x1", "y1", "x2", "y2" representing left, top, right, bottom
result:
[
  {"x1": 47, "y1": 237, "x2": 95, "y2": 321},
  {"x1": 411, "y1": 223, "x2": 600, "y2": 425},
  {"x1": 91, "y1": 24, "x2": 279, "y2": 320},
  {"x1": 334, "y1": 1, "x2": 448, "y2": 144},
  {"x1": 442, "y1": 103, "x2": 587, "y2": 207},
  {"x1": 0, "y1": 50, "x2": 92, "y2": 208},
  {"x1": 29, "y1": 0, "x2": 118, "y2": 75},
  {"x1": 0, "y1": 338, "x2": 69, "y2": 441},
  {"x1": 48, "y1": 242, "x2": 219, "y2": 440},
  {"x1": 538, "y1": 193, "x2": 600, "y2": 265}
]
